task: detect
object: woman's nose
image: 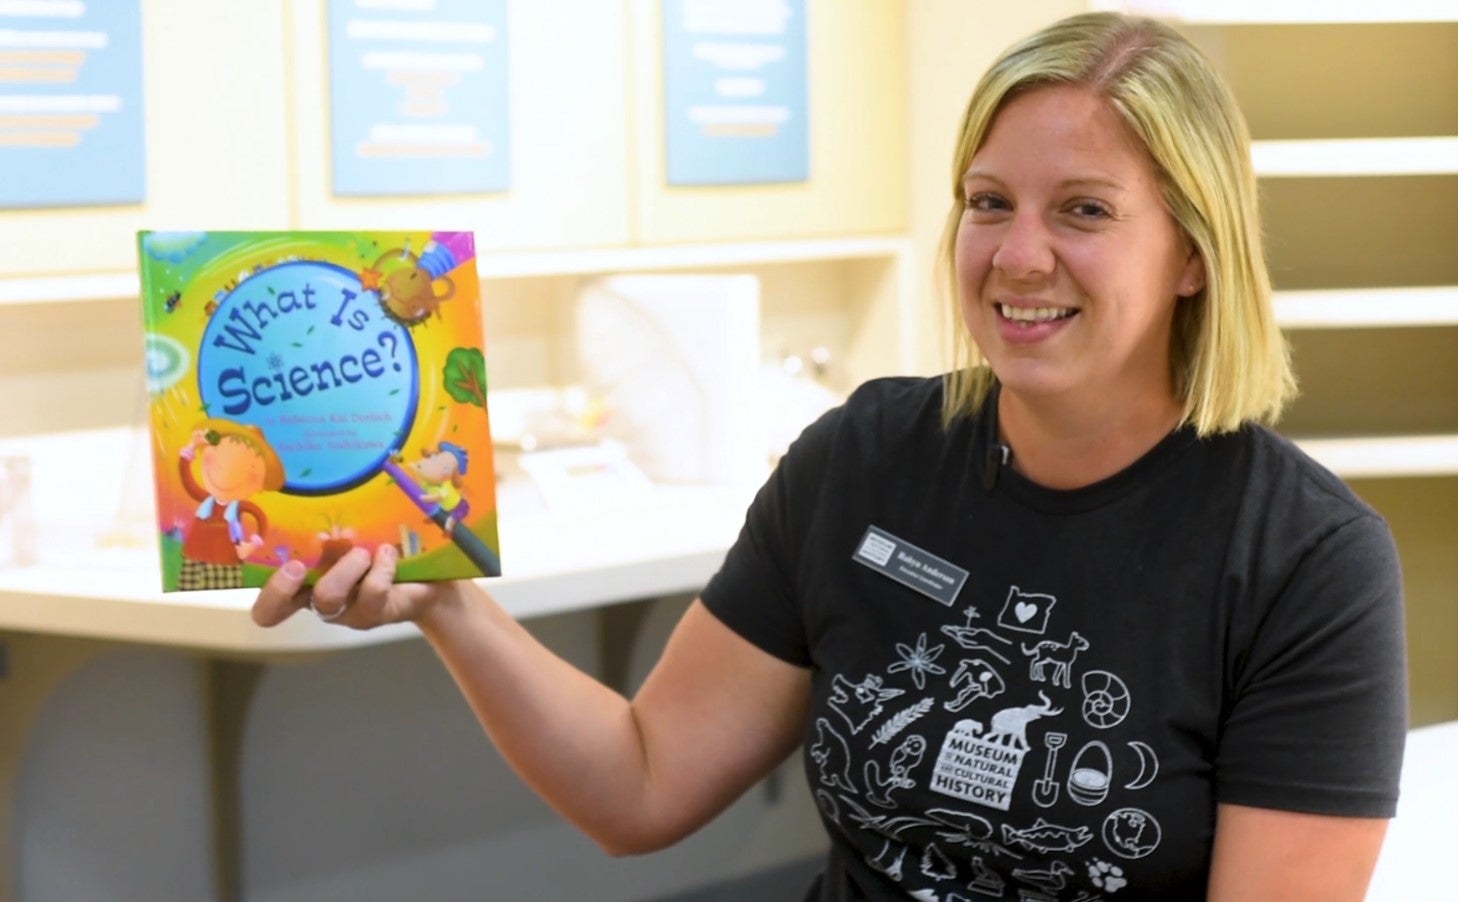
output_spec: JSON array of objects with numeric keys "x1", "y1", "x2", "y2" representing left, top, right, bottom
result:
[{"x1": 990, "y1": 212, "x2": 1055, "y2": 280}]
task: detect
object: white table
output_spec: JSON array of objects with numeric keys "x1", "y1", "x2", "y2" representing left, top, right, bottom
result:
[
  {"x1": 1368, "y1": 719, "x2": 1458, "y2": 900},
  {"x1": 0, "y1": 482, "x2": 752, "y2": 654},
  {"x1": 0, "y1": 482, "x2": 753, "y2": 902}
]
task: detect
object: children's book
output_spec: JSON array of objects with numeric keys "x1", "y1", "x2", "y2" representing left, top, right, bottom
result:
[{"x1": 137, "y1": 230, "x2": 501, "y2": 592}]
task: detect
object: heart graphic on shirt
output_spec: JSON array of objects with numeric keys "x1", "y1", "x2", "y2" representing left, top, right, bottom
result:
[{"x1": 996, "y1": 586, "x2": 1057, "y2": 635}]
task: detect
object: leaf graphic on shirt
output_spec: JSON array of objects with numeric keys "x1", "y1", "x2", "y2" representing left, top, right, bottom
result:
[{"x1": 870, "y1": 698, "x2": 933, "y2": 747}]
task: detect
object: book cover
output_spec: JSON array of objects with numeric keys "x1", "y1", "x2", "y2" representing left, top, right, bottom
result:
[{"x1": 137, "y1": 230, "x2": 501, "y2": 592}]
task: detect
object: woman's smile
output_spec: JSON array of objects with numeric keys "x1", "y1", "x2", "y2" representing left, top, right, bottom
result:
[{"x1": 995, "y1": 301, "x2": 1080, "y2": 344}]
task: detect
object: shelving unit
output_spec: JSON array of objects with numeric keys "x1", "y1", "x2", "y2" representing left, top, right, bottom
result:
[
  {"x1": 1251, "y1": 136, "x2": 1458, "y2": 177},
  {"x1": 0, "y1": 235, "x2": 911, "y2": 304},
  {"x1": 0, "y1": 0, "x2": 919, "y2": 662},
  {"x1": 1104, "y1": 4, "x2": 1458, "y2": 726},
  {"x1": 1274, "y1": 286, "x2": 1458, "y2": 329},
  {"x1": 1295, "y1": 435, "x2": 1458, "y2": 480},
  {"x1": 0, "y1": 225, "x2": 914, "y2": 655},
  {"x1": 0, "y1": 273, "x2": 138, "y2": 308},
  {"x1": 1277, "y1": 286, "x2": 1458, "y2": 480},
  {"x1": 1095, "y1": 1, "x2": 1458, "y2": 24}
]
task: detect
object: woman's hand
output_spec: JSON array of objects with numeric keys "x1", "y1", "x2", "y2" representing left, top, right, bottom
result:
[{"x1": 250, "y1": 544, "x2": 460, "y2": 629}]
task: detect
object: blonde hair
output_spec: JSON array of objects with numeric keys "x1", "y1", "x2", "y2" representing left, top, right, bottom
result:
[{"x1": 939, "y1": 12, "x2": 1295, "y2": 435}]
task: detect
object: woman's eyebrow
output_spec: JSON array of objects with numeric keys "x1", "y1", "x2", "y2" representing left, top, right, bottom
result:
[
  {"x1": 961, "y1": 171, "x2": 1127, "y2": 193},
  {"x1": 1055, "y1": 176, "x2": 1127, "y2": 192}
]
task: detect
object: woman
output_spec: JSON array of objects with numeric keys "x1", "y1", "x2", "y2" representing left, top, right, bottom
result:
[{"x1": 252, "y1": 12, "x2": 1406, "y2": 900}]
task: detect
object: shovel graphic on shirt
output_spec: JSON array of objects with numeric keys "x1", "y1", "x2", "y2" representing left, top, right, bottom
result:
[{"x1": 1033, "y1": 732, "x2": 1067, "y2": 807}]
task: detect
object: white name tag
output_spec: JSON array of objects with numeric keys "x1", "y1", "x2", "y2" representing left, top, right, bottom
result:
[{"x1": 852, "y1": 525, "x2": 968, "y2": 607}]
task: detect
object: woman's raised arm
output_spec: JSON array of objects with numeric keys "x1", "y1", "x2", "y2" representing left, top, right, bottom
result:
[{"x1": 251, "y1": 544, "x2": 812, "y2": 855}]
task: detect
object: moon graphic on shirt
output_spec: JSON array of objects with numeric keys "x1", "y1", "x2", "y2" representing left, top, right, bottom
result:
[{"x1": 1123, "y1": 741, "x2": 1159, "y2": 791}]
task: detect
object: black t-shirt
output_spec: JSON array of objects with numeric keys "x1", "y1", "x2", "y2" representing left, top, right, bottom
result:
[{"x1": 701, "y1": 376, "x2": 1406, "y2": 901}]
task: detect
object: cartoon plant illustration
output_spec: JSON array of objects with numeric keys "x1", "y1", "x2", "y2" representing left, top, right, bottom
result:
[{"x1": 442, "y1": 346, "x2": 488, "y2": 408}]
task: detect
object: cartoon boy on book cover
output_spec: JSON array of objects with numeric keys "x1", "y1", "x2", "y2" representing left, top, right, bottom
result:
[
  {"x1": 177, "y1": 418, "x2": 285, "y2": 590},
  {"x1": 401, "y1": 441, "x2": 472, "y2": 532}
]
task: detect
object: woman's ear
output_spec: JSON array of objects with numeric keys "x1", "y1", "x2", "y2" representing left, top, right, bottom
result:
[{"x1": 1177, "y1": 245, "x2": 1206, "y2": 298}]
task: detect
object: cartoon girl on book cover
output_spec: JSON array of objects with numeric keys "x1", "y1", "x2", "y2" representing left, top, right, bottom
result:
[{"x1": 176, "y1": 418, "x2": 285, "y2": 590}]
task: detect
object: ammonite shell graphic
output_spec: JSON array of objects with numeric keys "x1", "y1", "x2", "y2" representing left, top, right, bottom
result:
[{"x1": 1081, "y1": 670, "x2": 1131, "y2": 729}]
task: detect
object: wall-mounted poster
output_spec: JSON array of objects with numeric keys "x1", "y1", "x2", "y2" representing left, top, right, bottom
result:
[
  {"x1": 0, "y1": 0, "x2": 146, "y2": 209},
  {"x1": 663, "y1": 0, "x2": 808, "y2": 186},
  {"x1": 327, "y1": 0, "x2": 510, "y2": 197}
]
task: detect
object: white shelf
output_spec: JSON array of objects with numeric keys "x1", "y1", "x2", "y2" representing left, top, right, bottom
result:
[
  {"x1": 475, "y1": 235, "x2": 911, "y2": 278},
  {"x1": 1275, "y1": 286, "x2": 1458, "y2": 329},
  {"x1": 0, "y1": 236, "x2": 912, "y2": 306},
  {"x1": 1096, "y1": 0, "x2": 1458, "y2": 23},
  {"x1": 0, "y1": 272, "x2": 139, "y2": 307},
  {"x1": 1251, "y1": 137, "x2": 1458, "y2": 178},
  {"x1": 1294, "y1": 434, "x2": 1458, "y2": 479}
]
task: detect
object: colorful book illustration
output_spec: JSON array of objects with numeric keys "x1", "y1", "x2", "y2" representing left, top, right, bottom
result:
[{"x1": 137, "y1": 230, "x2": 501, "y2": 592}]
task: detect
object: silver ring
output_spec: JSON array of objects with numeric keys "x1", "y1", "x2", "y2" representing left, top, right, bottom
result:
[{"x1": 308, "y1": 592, "x2": 349, "y2": 623}]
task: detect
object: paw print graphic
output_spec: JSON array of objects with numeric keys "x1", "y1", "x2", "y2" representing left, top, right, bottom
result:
[{"x1": 1088, "y1": 858, "x2": 1127, "y2": 892}]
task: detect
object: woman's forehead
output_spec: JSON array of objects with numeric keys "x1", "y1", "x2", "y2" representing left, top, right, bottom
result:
[{"x1": 966, "y1": 86, "x2": 1160, "y2": 189}]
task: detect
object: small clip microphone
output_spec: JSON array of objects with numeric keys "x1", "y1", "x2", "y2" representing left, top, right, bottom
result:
[
  {"x1": 982, "y1": 442, "x2": 1010, "y2": 492},
  {"x1": 980, "y1": 380, "x2": 1009, "y2": 492}
]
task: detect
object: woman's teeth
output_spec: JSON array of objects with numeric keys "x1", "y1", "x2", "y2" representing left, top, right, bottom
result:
[{"x1": 999, "y1": 304, "x2": 1075, "y2": 324}]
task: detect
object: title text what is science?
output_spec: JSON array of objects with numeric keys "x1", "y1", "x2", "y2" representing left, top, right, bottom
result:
[{"x1": 205, "y1": 282, "x2": 408, "y2": 417}]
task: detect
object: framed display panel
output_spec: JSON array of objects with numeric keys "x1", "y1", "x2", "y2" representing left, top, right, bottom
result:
[
  {"x1": 0, "y1": 0, "x2": 146, "y2": 210},
  {"x1": 290, "y1": 0, "x2": 631, "y2": 252},
  {"x1": 660, "y1": 0, "x2": 809, "y2": 187},
  {"x1": 325, "y1": 0, "x2": 512, "y2": 197},
  {"x1": 629, "y1": 0, "x2": 908, "y2": 244},
  {"x1": 0, "y1": 0, "x2": 289, "y2": 280}
]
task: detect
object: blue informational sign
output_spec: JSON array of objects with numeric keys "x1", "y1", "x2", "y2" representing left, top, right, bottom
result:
[
  {"x1": 0, "y1": 0, "x2": 146, "y2": 208},
  {"x1": 327, "y1": 0, "x2": 510, "y2": 196},
  {"x1": 662, "y1": 0, "x2": 808, "y2": 186}
]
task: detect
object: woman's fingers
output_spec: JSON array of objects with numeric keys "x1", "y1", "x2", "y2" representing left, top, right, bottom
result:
[
  {"x1": 250, "y1": 544, "x2": 424, "y2": 629},
  {"x1": 307, "y1": 547, "x2": 373, "y2": 621},
  {"x1": 249, "y1": 547, "x2": 371, "y2": 627},
  {"x1": 356, "y1": 544, "x2": 400, "y2": 611},
  {"x1": 251, "y1": 559, "x2": 310, "y2": 627}
]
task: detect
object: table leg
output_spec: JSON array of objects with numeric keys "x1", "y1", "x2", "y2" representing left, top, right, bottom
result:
[
  {"x1": 204, "y1": 658, "x2": 265, "y2": 902},
  {"x1": 0, "y1": 634, "x2": 110, "y2": 902}
]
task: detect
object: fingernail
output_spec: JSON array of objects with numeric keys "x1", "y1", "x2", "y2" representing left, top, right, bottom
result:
[
  {"x1": 282, "y1": 560, "x2": 307, "y2": 582},
  {"x1": 379, "y1": 543, "x2": 397, "y2": 564}
]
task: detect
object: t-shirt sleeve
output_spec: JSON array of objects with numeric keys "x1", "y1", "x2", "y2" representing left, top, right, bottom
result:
[
  {"x1": 1215, "y1": 512, "x2": 1408, "y2": 817},
  {"x1": 699, "y1": 405, "x2": 843, "y2": 668}
]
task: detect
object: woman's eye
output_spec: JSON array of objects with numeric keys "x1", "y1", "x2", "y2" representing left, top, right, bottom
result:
[
  {"x1": 1068, "y1": 200, "x2": 1113, "y2": 219},
  {"x1": 965, "y1": 193, "x2": 1007, "y2": 213}
]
